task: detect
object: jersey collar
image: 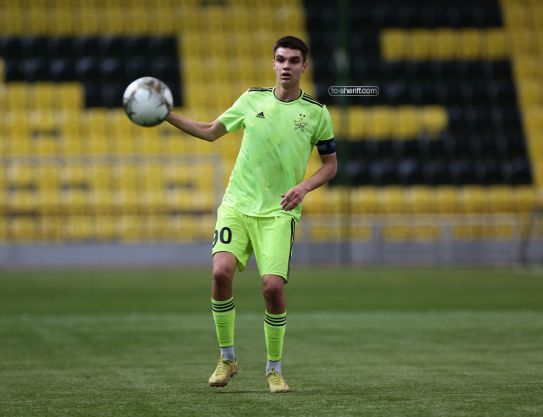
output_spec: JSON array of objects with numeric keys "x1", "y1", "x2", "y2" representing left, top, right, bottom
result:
[{"x1": 272, "y1": 87, "x2": 303, "y2": 104}]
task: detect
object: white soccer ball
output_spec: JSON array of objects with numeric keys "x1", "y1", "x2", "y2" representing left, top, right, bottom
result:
[{"x1": 123, "y1": 76, "x2": 173, "y2": 127}]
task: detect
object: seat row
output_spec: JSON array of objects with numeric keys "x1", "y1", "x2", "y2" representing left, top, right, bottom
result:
[
  {"x1": 1, "y1": 185, "x2": 540, "y2": 218},
  {"x1": 0, "y1": 213, "x2": 217, "y2": 243}
]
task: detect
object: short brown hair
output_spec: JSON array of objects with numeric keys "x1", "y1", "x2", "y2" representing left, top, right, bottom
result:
[{"x1": 273, "y1": 36, "x2": 309, "y2": 62}]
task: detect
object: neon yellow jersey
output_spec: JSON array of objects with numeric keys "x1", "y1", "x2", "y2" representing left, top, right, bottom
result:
[{"x1": 218, "y1": 87, "x2": 334, "y2": 222}]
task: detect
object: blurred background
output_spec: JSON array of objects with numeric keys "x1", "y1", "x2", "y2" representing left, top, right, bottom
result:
[{"x1": 0, "y1": 0, "x2": 542, "y2": 268}]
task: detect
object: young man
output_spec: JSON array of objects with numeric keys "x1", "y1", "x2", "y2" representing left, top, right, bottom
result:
[{"x1": 166, "y1": 35, "x2": 336, "y2": 393}]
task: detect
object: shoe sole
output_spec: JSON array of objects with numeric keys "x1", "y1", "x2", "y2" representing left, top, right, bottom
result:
[
  {"x1": 269, "y1": 387, "x2": 290, "y2": 393},
  {"x1": 209, "y1": 370, "x2": 238, "y2": 387}
]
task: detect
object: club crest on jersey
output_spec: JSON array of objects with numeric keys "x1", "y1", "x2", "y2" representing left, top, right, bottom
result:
[{"x1": 293, "y1": 114, "x2": 307, "y2": 132}]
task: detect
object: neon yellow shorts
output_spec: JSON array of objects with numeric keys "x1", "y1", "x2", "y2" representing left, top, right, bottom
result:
[{"x1": 212, "y1": 205, "x2": 296, "y2": 280}]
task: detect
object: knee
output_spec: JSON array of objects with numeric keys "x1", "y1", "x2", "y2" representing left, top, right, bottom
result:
[
  {"x1": 212, "y1": 265, "x2": 234, "y2": 288},
  {"x1": 262, "y1": 280, "x2": 284, "y2": 301}
]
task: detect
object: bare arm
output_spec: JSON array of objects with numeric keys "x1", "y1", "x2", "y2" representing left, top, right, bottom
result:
[
  {"x1": 281, "y1": 152, "x2": 338, "y2": 211},
  {"x1": 166, "y1": 112, "x2": 227, "y2": 142}
]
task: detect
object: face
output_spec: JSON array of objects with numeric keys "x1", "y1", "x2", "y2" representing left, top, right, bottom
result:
[{"x1": 273, "y1": 47, "x2": 308, "y2": 87}]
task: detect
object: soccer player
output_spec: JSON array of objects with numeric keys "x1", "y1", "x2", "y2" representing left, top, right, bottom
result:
[{"x1": 166, "y1": 35, "x2": 336, "y2": 393}]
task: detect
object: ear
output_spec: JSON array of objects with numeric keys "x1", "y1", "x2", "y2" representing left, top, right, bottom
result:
[{"x1": 302, "y1": 60, "x2": 308, "y2": 73}]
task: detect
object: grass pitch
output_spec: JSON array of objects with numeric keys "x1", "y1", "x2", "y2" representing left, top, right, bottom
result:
[{"x1": 1, "y1": 267, "x2": 542, "y2": 417}]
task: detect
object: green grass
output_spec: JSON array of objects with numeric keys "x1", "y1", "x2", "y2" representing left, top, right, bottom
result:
[{"x1": 1, "y1": 267, "x2": 543, "y2": 417}]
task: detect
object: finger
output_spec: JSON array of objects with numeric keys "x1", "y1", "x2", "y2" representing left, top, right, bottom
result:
[{"x1": 281, "y1": 193, "x2": 292, "y2": 206}]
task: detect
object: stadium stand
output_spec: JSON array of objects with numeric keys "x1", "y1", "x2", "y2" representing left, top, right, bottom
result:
[{"x1": 0, "y1": 0, "x2": 542, "y2": 249}]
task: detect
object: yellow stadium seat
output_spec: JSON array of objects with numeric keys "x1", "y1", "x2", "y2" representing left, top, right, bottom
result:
[
  {"x1": 89, "y1": 189, "x2": 114, "y2": 215},
  {"x1": 63, "y1": 190, "x2": 90, "y2": 214},
  {"x1": 191, "y1": 190, "x2": 215, "y2": 213},
  {"x1": 49, "y1": 7, "x2": 74, "y2": 35},
  {"x1": 141, "y1": 164, "x2": 163, "y2": 189},
  {"x1": 485, "y1": 30, "x2": 509, "y2": 58},
  {"x1": 10, "y1": 217, "x2": 37, "y2": 242},
  {"x1": 347, "y1": 108, "x2": 368, "y2": 139},
  {"x1": 194, "y1": 164, "x2": 215, "y2": 190},
  {"x1": 514, "y1": 186, "x2": 537, "y2": 212},
  {"x1": 0, "y1": 217, "x2": 8, "y2": 241},
  {"x1": 460, "y1": 29, "x2": 481, "y2": 59},
  {"x1": 36, "y1": 165, "x2": 60, "y2": 190},
  {"x1": 61, "y1": 164, "x2": 88, "y2": 187},
  {"x1": 320, "y1": 187, "x2": 343, "y2": 214},
  {"x1": 59, "y1": 84, "x2": 84, "y2": 110},
  {"x1": 377, "y1": 187, "x2": 406, "y2": 214},
  {"x1": 0, "y1": 61, "x2": 5, "y2": 86},
  {"x1": 381, "y1": 30, "x2": 405, "y2": 60},
  {"x1": 27, "y1": 4, "x2": 48, "y2": 32},
  {"x1": 104, "y1": 7, "x2": 123, "y2": 34},
  {"x1": 435, "y1": 187, "x2": 459, "y2": 213},
  {"x1": 2, "y1": 9, "x2": 24, "y2": 34},
  {"x1": 88, "y1": 164, "x2": 111, "y2": 192},
  {"x1": 114, "y1": 164, "x2": 138, "y2": 190},
  {"x1": 36, "y1": 215, "x2": 62, "y2": 241},
  {"x1": 7, "y1": 191, "x2": 37, "y2": 213},
  {"x1": 518, "y1": 80, "x2": 543, "y2": 106},
  {"x1": 117, "y1": 214, "x2": 143, "y2": 242},
  {"x1": 510, "y1": 31, "x2": 538, "y2": 55},
  {"x1": 350, "y1": 187, "x2": 375, "y2": 214},
  {"x1": 514, "y1": 56, "x2": 543, "y2": 80},
  {"x1": 142, "y1": 215, "x2": 167, "y2": 240},
  {"x1": 7, "y1": 164, "x2": 35, "y2": 188},
  {"x1": 396, "y1": 107, "x2": 418, "y2": 139},
  {"x1": 93, "y1": 215, "x2": 117, "y2": 240},
  {"x1": 407, "y1": 187, "x2": 435, "y2": 213},
  {"x1": 420, "y1": 106, "x2": 448, "y2": 138},
  {"x1": 38, "y1": 189, "x2": 62, "y2": 215},
  {"x1": 7, "y1": 84, "x2": 28, "y2": 111},
  {"x1": 32, "y1": 84, "x2": 55, "y2": 111},
  {"x1": 461, "y1": 187, "x2": 488, "y2": 213},
  {"x1": 410, "y1": 30, "x2": 431, "y2": 60},
  {"x1": 139, "y1": 191, "x2": 167, "y2": 214},
  {"x1": 487, "y1": 186, "x2": 515, "y2": 212},
  {"x1": 78, "y1": 6, "x2": 99, "y2": 34},
  {"x1": 303, "y1": 187, "x2": 325, "y2": 214},
  {"x1": 114, "y1": 189, "x2": 140, "y2": 214},
  {"x1": 368, "y1": 108, "x2": 392, "y2": 138},
  {"x1": 64, "y1": 215, "x2": 95, "y2": 241},
  {"x1": 435, "y1": 29, "x2": 458, "y2": 59},
  {"x1": 504, "y1": 5, "x2": 529, "y2": 28}
]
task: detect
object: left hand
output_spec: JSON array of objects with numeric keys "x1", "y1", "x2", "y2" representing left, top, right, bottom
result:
[{"x1": 281, "y1": 184, "x2": 309, "y2": 211}]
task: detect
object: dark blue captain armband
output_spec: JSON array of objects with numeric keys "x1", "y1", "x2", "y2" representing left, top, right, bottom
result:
[{"x1": 317, "y1": 138, "x2": 336, "y2": 155}]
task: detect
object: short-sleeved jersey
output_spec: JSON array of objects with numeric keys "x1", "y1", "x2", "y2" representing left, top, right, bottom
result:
[{"x1": 218, "y1": 87, "x2": 334, "y2": 222}]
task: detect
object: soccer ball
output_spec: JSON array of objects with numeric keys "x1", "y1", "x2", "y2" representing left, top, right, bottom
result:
[{"x1": 123, "y1": 76, "x2": 173, "y2": 127}]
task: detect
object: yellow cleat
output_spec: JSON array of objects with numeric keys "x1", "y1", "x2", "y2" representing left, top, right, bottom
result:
[
  {"x1": 208, "y1": 357, "x2": 238, "y2": 387},
  {"x1": 266, "y1": 369, "x2": 290, "y2": 393}
]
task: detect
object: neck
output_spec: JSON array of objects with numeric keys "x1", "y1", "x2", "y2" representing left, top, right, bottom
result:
[{"x1": 274, "y1": 83, "x2": 301, "y2": 102}]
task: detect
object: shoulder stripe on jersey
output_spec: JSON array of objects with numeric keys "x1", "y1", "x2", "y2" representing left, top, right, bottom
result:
[
  {"x1": 302, "y1": 96, "x2": 324, "y2": 107},
  {"x1": 248, "y1": 87, "x2": 273, "y2": 92},
  {"x1": 303, "y1": 93, "x2": 320, "y2": 102}
]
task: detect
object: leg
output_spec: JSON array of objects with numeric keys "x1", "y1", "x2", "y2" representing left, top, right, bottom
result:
[
  {"x1": 262, "y1": 274, "x2": 286, "y2": 314},
  {"x1": 262, "y1": 275, "x2": 289, "y2": 392},
  {"x1": 212, "y1": 251, "x2": 237, "y2": 301},
  {"x1": 208, "y1": 252, "x2": 239, "y2": 387},
  {"x1": 251, "y1": 216, "x2": 294, "y2": 393},
  {"x1": 262, "y1": 275, "x2": 287, "y2": 362},
  {"x1": 211, "y1": 252, "x2": 237, "y2": 354},
  {"x1": 208, "y1": 206, "x2": 252, "y2": 387}
]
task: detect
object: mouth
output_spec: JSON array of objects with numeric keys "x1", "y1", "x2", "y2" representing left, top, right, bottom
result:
[{"x1": 281, "y1": 73, "x2": 292, "y2": 79}]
